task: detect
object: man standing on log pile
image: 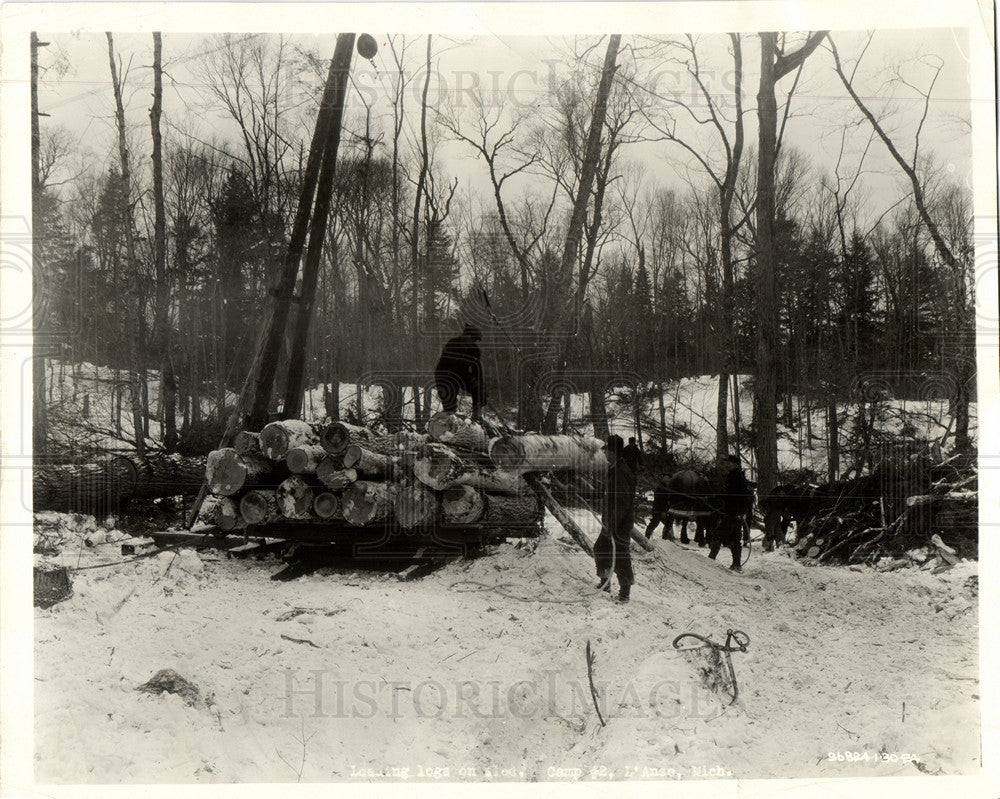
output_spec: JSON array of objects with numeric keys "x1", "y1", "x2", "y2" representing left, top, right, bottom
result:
[
  {"x1": 707, "y1": 454, "x2": 753, "y2": 572},
  {"x1": 623, "y1": 436, "x2": 642, "y2": 475},
  {"x1": 433, "y1": 323, "x2": 485, "y2": 420},
  {"x1": 594, "y1": 435, "x2": 636, "y2": 603}
]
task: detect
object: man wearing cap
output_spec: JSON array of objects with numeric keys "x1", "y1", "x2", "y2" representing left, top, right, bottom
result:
[
  {"x1": 593, "y1": 434, "x2": 637, "y2": 602},
  {"x1": 433, "y1": 323, "x2": 485, "y2": 419}
]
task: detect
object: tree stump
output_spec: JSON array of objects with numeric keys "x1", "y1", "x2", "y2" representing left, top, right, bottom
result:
[{"x1": 33, "y1": 565, "x2": 73, "y2": 608}]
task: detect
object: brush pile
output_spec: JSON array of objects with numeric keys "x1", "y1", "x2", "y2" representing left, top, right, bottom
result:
[
  {"x1": 788, "y1": 446, "x2": 977, "y2": 568},
  {"x1": 195, "y1": 412, "x2": 612, "y2": 547}
]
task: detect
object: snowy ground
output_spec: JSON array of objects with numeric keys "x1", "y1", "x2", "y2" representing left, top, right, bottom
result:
[{"x1": 34, "y1": 511, "x2": 979, "y2": 783}]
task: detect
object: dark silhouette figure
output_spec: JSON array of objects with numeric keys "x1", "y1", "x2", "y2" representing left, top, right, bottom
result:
[
  {"x1": 594, "y1": 435, "x2": 636, "y2": 603},
  {"x1": 708, "y1": 455, "x2": 754, "y2": 572},
  {"x1": 622, "y1": 436, "x2": 642, "y2": 475},
  {"x1": 433, "y1": 324, "x2": 485, "y2": 418}
]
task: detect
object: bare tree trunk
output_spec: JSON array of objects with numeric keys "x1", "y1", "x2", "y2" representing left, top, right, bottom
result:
[
  {"x1": 715, "y1": 373, "x2": 729, "y2": 460},
  {"x1": 150, "y1": 33, "x2": 177, "y2": 452},
  {"x1": 248, "y1": 36, "x2": 361, "y2": 430},
  {"x1": 827, "y1": 397, "x2": 839, "y2": 482},
  {"x1": 753, "y1": 31, "x2": 781, "y2": 496},
  {"x1": 107, "y1": 32, "x2": 146, "y2": 460},
  {"x1": 752, "y1": 30, "x2": 826, "y2": 494},
  {"x1": 280, "y1": 33, "x2": 355, "y2": 418},
  {"x1": 31, "y1": 32, "x2": 49, "y2": 459}
]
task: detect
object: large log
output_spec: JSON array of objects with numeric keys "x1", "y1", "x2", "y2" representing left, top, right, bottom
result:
[
  {"x1": 489, "y1": 434, "x2": 608, "y2": 474},
  {"x1": 315, "y1": 458, "x2": 358, "y2": 491},
  {"x1": 128, "y1": 454, "x2": 204, "y2": 500},
  {"x1": 483, "y1": 493, "x2": 544, "y2": 527},
  {"x1": 394, "y1": 484, "x2": 439, "y2": 529},
  {"x1": 286, "y1": 444, "x2": 329, "y2": 474},
  {"x1": 341, "y1": 480, "x2": 396, "y2": 526},
  {"x1": 33, "y1": 455, "x2": 136, "y2": 514},
  {"x1": 441, "y1": 485, "x2": 487, "y2": 524},
  {"x1": 343, "y1": 445, "x2": 397, "y2": 478},
  {"x1": 201, "y1": 495, "x2": 244, "y2": 530},
  {"x1": 313, "y1": 491, "x2": 342, "y2": 520},
  {"x1": 233, "y1": 431, "x2": 262, "y2": 456},
  {"x1": 33, "y1": 453, "x2": 205, "y2": 514},
  {"x1": 239, "y1": 490, "x2": 282, "y2": 525},
  {"x1": 413, "y1": 443, "x2": 529, "y2": 494},
  {"x1": 427, "y1": 412, "x2": 490, "y2": 452},
  {"x1": 259, "y1": 420, "x2": 319, "y2": 460},
  {"x1": 321, "y1": 421, "x2": 377, "y2": 455},
  {"x1": 206, "y1": 448, "x2": 271, "y2": 496},
  {"x1": 394, "y1": 430, "x2": 430, "y2": 449},
  {"x1": 276, "y1": 475, "x2": 315, "y2": 519}
]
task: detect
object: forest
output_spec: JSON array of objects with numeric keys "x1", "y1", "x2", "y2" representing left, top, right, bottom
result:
[{"x1": 30, "y1": 31, "x2": 977, "y2": 494}]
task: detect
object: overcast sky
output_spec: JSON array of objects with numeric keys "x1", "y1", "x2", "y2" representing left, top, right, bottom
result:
[{"x1": 34, "y1": 27, "x2": 973, "y2": 234}]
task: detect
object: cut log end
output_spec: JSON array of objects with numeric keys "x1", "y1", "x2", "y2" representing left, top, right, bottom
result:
[
  {"x1": 239, "y1": 490, "x2": 281, "y2": 525},
  {"x1": 276, "y1": 476, "x2": 315, "y2": 520},
  {"x1": 286, "y1": 444, "x2": 328, "y2": 474},
  {"x1": 313, "y1": 491, "x2": 342, "y2": 520},
  {"x1": 394, "y1": 485, "x2": 438, "y2": 529},
  {"x1": 341, "y1": 481, "x2": 395, "y2": 526}
]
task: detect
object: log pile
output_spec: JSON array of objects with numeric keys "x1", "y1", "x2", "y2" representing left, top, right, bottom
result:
[
  {"x1": 196, "y1": 414, "x2": 547, "y2": 544},
  {"x1": 789, "y1": 448, "x2": 977, "y2": 567}
]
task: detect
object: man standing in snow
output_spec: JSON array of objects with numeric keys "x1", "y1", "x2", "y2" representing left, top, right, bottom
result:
[
  {"x1": 708, "y1": 454, "x2": 753, "y2": 572},
  {"x1": 594, "y1": 434, "x2": 636, "y2": 602},
  {"x1": 433, "y1": 323, "x2": 485, "y2": 419},
  {"x1": 622, "y1": 436, "x2": 643, "y2": 475}
]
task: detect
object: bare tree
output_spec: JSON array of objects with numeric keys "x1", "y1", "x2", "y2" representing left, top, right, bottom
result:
[
  {"x1": 754, "y1": 30, "x2": 827, "y2": 495},
  {"x1": 106, "y1": 32, "x2": 147, "y2": 459},
  {"x1": 641, "y1": 33, "x2": 748, "y2": 459},
  {"x1": 150, "y1": 32, "x2": 178, "y2": 452},
  {"x1": 829, "y1": 35, "x2": 974, "y2": 449}
]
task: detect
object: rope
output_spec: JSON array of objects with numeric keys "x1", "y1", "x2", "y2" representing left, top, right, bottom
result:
[
  {"x1": 448, "y1": 579, "x2": 590, "y2": 605},
  {"x1": 66, "y1": 532, "x2": 211, "y2": 572}
]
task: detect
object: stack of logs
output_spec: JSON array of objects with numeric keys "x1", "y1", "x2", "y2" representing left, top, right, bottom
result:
[{"x1": 197, "y1": 412, "x2": 608, "y2": 544}]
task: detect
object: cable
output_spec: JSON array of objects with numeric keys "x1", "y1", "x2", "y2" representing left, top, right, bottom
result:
[{"x1": 66, "y1": 532, "x2": 209, "y2": 572}]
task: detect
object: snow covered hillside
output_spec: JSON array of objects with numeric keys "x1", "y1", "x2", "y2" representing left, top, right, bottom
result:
[{"x1": 33, "y1": 510, "x2": 979, "y2": 782}]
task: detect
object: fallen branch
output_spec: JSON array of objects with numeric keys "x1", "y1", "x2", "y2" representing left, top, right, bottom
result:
[{"x1": 585, "y1": 640, "x2": 606, "y2": 727}]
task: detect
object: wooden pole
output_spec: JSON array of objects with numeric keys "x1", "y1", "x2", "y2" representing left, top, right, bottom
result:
[
  {"x1": 280, "y1": 33, "x2": 357, "y2": 418},
  {"x1": 248, "y1": 33, "x2": 357, "y2": 429}
]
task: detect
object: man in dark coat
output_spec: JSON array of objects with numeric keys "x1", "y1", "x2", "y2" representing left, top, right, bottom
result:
[
  {"x1": 708, "y1": 454, "x2": 753, "y2": 572},
  {"x1": 622, "y1": 436, "x2": 642, "y2": 475},
  {"x1": 433, "y1": 323, "x2": 485, "y2": 418},
  {"x1": 593, "y1": 435, "x2": 636, "y2": 603}
]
